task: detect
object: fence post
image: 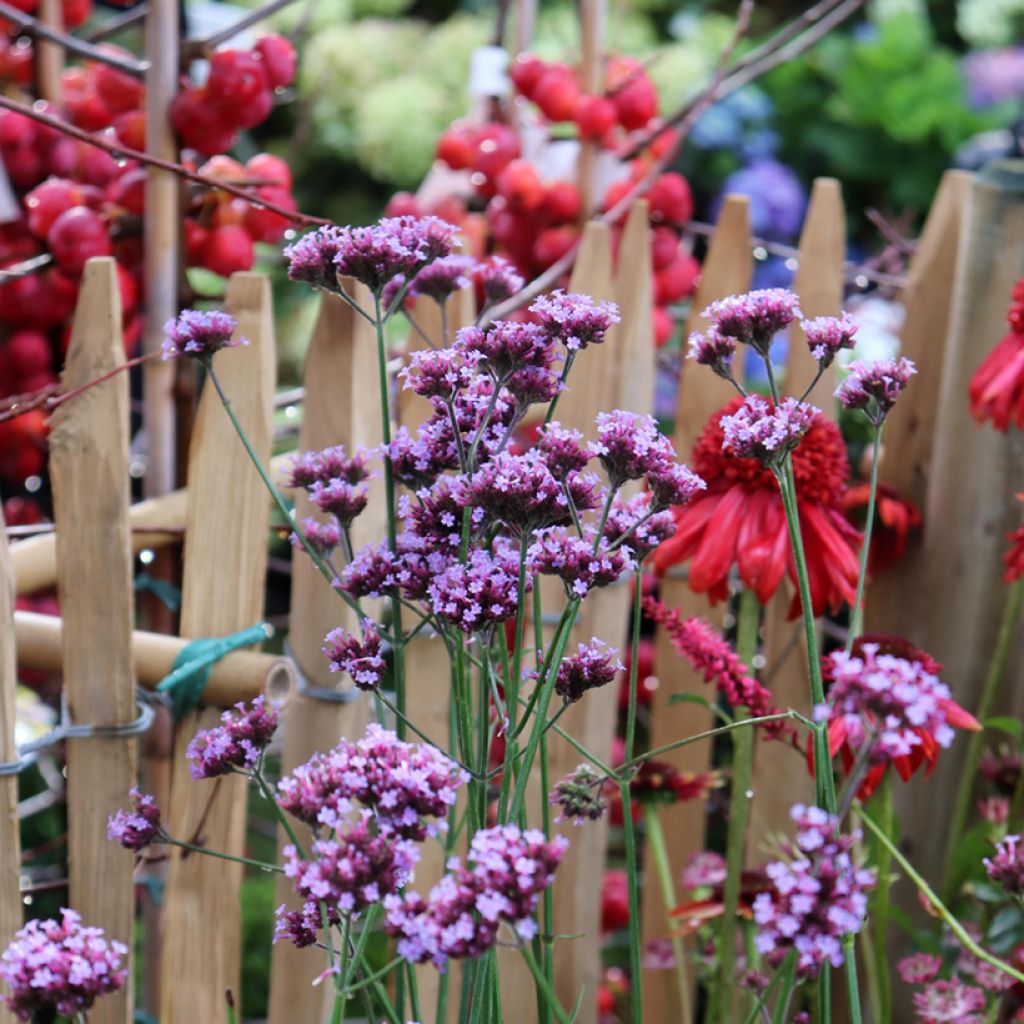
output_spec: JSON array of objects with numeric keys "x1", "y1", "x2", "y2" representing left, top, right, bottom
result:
[
  {"x1": 887, "y1": 163, "x2": 1024, "y2": 883},
  {"x1": 642, "y1": 195, "x2": 753, "y2": 1022},
  {"x1": 48, "y1": 257, "x2": 136, "y2": 1024},
  {"x1": 159, "y1": 273, "x2": 275, "y2": 1024},
  {"x1": 267, "y1": 285, "x2": 383, "y2": 1024},
  {"x1": 0, "y1": 509, "x2": 20, "y2": 1024},
  {"x1": 747, "y1": 178, "x2": 847, "y2": 859}
]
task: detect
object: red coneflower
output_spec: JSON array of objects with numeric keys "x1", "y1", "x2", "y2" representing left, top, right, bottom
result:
[
  {"x1": 653, "y1": 396, "x2": 861, "y2": 618},
  {"x1": 1004, "y1": 494, "x2": 1024, "y2": 583},
  {"x1": 968, "y1": 278, "x2": 1024, "y2": 432},
  {"x1": 841, "y1": 482, "x2": 921, "y2": 575}
]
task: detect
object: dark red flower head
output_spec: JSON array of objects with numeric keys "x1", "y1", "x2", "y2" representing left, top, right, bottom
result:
[
  {"x1": 968, "y1": 278, "x2": 1024, "y2": 431},
  {"x1": 841, "y1": 483, "x2": 921, "y2": 576}
]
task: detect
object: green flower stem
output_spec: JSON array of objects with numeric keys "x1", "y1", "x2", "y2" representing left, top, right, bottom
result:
[
  {"x1": 621, "y1": 567, "x2": 645, "y2": 1024},
  {"x1": 330, "y1": 914, "x2": 351, "y2": 1024},
  {"x1": 372, "y1": 295, "x2": 406, "y2": 738},
  {"x1": 343, "y1": 955, "x2": 402, "y2": 996},
  {"x1": 542, "y1": 351, "x2": 576, "y2": 428},
  {"x1": 867, "y1": 776, "x2": 894, "y2": 1024},
  {"x1": 712, "y1": 588, "x2": 759, "y2": 1024},
  {"x1": 477, "y1": 645, "x2": 492, "y2": 827},
  {"x1": 846, "y1": 423, "x2": 884, "y2": 651},
  {"x1": 520, "y1": 946, "x2": 572, "y2": 1024},
  {"x1": 860, "y1": 809, "x2": 1024, "y2": 985},
  {"x1": 538, "y1": 727, "x2": 555, "y2": 1024},
  {"x1": 499, "y1": 535, "x2": 531, "y2": 820},
  {"x1": 943, "y1": 576, "x2": 1024, "y2": 900},
  {"x1": 645, "y1": 805, "x2": 692, "y2": 1024},
  {"x1": 166, "y1": 837, "x2": 282, "y2": 874}
]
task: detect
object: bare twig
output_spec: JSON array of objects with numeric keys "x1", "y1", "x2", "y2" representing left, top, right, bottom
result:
[
  {"x1": 0, "y1": 0, "x2": 148, "y2": 75},
  {"x1": 0, "y1": 253, "x2": 52, "y2": 281},
  {"x1": 0, "y1": 93, "x2": 330, "y2": 227},
  {"x1": 183, "y1": 0, "x2": 302, "y2": 55},
  {"x1": 83, "y1": 5, "x2": 149, "y2": 43}
]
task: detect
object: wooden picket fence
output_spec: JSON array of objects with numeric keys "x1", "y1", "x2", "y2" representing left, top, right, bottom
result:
[{"x1": 4, "y1": 163, "x2": 1024, "y2": 1024}]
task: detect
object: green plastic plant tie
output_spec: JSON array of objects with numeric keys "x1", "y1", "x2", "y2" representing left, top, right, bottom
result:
[{"x1": 156, "y1": 623, "x2": 272, "y2": 721}]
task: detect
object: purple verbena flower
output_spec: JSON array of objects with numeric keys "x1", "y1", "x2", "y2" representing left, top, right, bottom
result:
[
  {"x1": 528, "y1": 527, "x2": 635, "y2": 598},
  {"x1": 107, "y1": 787, "x2": 162, "y2": 851},
  {"x1": 751, "y1": 804, "x2": 875, "y2": 978},
  {"x1": 284, "y1": 226, "x2": 347, "y2": 290},
  {"x1": 455, "y1": 320, "x2": 553, "y2": 380},
  {"x1": 478, "y1": 256, "x2": 524, "y2": 306},
  {"x1": 549, "y1": 764, "x2": 607, "y2": 824},
  {"x1": 0, "y1": 909, "x2": 127, "y2": 1022},
  {"x1": 688, "y1": 329, "x2": 737, "y2": 380},
  {"x1": 406, "y1": 255, "x2": 475, "y2": 304},
  {"x1": 984, "y1": 833, "x2": 1024, "y2": 894},
  {"x1": 308, "y1": 479, "x2": 368, "y2": 527},
  {"x1": 427, "y1": 547, "x2": 527, "y2": 635},
  {"x1": 186, "y1": 696, "x2": 279, "y2": 779},
  {"x1": 703, "y1": 288, "x2": 802, "y2": 354},
  {"x1": 385, "y1": 424, "x2": 459, "y2": 490},
  {"x1": 536, "y1": 423, "x2": 591, "y2": 479},
  {"x1": 591, "y1": 410, "x2": 676, "y2": 488},
  {"x1": 719, "y1": 395, "x2": 816, "y2": 466},
  {"x1": 647, "y1": 462, "x2": 706, "y2": 510},
  {"x1": 323, "y1": 621, "x2": 386, "y2": 691},
  {"x1": 291, "y1": 517, "x2": 341, "y2": 557},
  {"x1": 602, "y1": 493, "x2": 676, "y2": 558},
  {"x1": 400, "y1": 348, "x2": 474, "y2": 402},
  {"x1": 286, "y1": 445, "x2": 372, "y2": 489},
  {"x1": 162, "y1": 310, "x2": 245, "y2": 362},
  {"x1": 803, "y1": 313, "x2": 857, "y2": 369},
  {"x1": 530, "y1": 290, "x2": 620, "y2": 351},
  {"x1": 505, "y1": 365, "x2": 563, "y2": 407},
  {"x1": 404, "y1": 477, "x2": 483, "y2": 550},
  {"x1": 555, "y1": 639, "x2": 623, "y2": 703},
  {"x1": 273, "y1": 899, "x2": 340, "y2": 948},
  {"x1": 835, "y1": 357, "x2": 916, "y2": 425}
]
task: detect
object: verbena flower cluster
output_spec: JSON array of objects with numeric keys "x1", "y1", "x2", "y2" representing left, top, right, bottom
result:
[
  {"x1": 107, "y1": 786, "x2": 163, "y2": 851},
  {"x1": 555, "y1": 639, "x2": 624, "y2": 703},
  {"x1": 720, "y1": 395, "x2": 816, "y2": 467},
  {"x1": 287, "y1": 443, "x2": 373, "y2": 545},
  {"x1": 550, "y1": 764, "x2": 608, "y2": 824},
  {"x1": 0, "y1": 910, "x2": 127, "y2": 1021},
  {"x1": 752, "y1": 805, "x2": 876, "y2": 977},
  {"x1": 835, "y1": 357, "x2": 917, "y2": 424},
  {"x1": 162, "y1": 309, "x2": 246, "y2": 362},
  {"x1": 702, "y1": 288, "x2": 802, "y2": 355},
  {"x1": 323, "y1": 620, "x2": 386, "y2": 690},
  {"x1": 186, "y1": 696, "x2": 279, "y2": 779},
  {"x1": 383, "y1": 825, "x2": 567, "y2": 969},
  {"x1": 984, "y1": 832, "x2": 1024, "y2": 894}
]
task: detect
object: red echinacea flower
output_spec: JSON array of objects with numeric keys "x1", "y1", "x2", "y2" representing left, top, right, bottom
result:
[
  {"x1": 841, "y1": 482, "x2": 921, "y2": 575},
  {"x1": 1004, "y1": 494, "x2": 1024, "y2": 583},
  {"x1": 653, "y1": 396, "x2": 861, "y2": 618},
  {"x1": 969, "y1": 278, "x2": 1024, "y2": 431}
]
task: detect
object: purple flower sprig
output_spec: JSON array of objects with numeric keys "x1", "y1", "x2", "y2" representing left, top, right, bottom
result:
[
  {"x1": 108, "y1": 787, "x2": 163, "y2": 851},
  {"x1": 185, "y1": 696, "x2": 279, "y2": 779},
  {"x1": 720, "y1": 395, "x2": 816, "y2": 468},
  {"x1": 162, "y1": 310, "x2": 246, "y2": 362},
  {"x1": 835, "y1": 357, "x2": 916, "y2": 426}
]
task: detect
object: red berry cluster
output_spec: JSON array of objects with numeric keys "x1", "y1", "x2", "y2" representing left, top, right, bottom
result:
[
  {"x1": 396, "y1": 52, "x2": 699, "y2": 348},
  {"x1": 171, "y1": 35, "x2": 296, "y2": 156}
]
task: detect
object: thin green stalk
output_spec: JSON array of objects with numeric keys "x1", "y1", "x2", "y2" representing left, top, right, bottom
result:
[
  {"x1": 343, "y1": 956, "x2": 402, "y2": 996},
  {"x1": 166, "y1": 837, "x2": 282, "y2": 873},
  {"x1": 860, "y1": 809, "x2": 1024, "y2": 984},
  {"x1": 477, "y1": 644, "x2": 492, "y2": 827},
  {"x1": 330, "y1": 915, "x2": 351, "y2": 1024},
  {"x1": 943, "y1": 576, "x2": 1024, "y2": 899},
  {"x1": 499, "y1": 534, "x2": 531, "y2": 819},
  {"x1": 864, "y1": 778, "x2": 893, "y2": 1024},
  {"x1": 712, "y1": 588, "x2": 759, "y2": 1024},
  {"x1": 538, "y1": 725, "x2": 554, "y2": 1024},
  {"x1": 645, "y1": 806, "x2": 692, "y2": 1024},
  {"x1": 621, "y1": 568, "x2": 645, "y2": 1024},
  {"x1": 406, "y1": 961, "x2": 422, "y2": 1024},
  {"x1": 542, "y1": 351, "x2": 576, "y2": 427},
  {"x1": 520, "y1": 947, "x2": 572, "y2": 1024},
  {"x1": 846, "y1": 422, "x2": 883, "y2": 651}
]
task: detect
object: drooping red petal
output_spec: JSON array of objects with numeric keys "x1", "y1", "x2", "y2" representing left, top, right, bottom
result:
[
  {"x1": 688, "y1": 485, "x2": 747, "y2": 597},
  {"x1": 653, "y1": 494, "x2": 720, "y2": 575},
  {"x1": 939, "y1": 696, "x2": 982, "y2": 732},
  {"x1": 738, "y1": 490, "x2": 789, "y2": 606}
]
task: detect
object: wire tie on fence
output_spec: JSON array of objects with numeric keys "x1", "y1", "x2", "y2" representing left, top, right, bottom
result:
[
  {"x1": 157, "y1": 623, "x2": 273, "y2": 722},
  {"x1": 284, "y1": 640, "x2": 361, "y2": 705}
]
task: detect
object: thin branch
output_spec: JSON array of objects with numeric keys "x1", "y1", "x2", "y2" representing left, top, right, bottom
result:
[
  {"x1": 0, "y1": 253, "x2": 52, "y2": 281},
  {"x1": 0, "y1": 93, "x2": 330, "y2": 228},
  {"x1": 184, "y1": 0, "x2": 302, "y2": 55},
  {"x1": 0, "y1": 0, "x2": 148, "y2": 75},
  {"x1": 82, "y1": 4, "x2": 148, "y2": 43}
]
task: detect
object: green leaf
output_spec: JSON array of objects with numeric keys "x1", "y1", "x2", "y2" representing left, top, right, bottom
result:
[
  {"x1": 987, "y1": 904, "x2": 1024, "y2": 955},
  {"x1": 668, "y1": 692, "x2": 714, "y2": 711},
  {"x1": 984, "y1": 716, "x2": 1024, "y2": 741}
]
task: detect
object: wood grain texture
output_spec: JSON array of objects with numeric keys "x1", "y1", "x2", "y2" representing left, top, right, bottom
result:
[
  {"x1": 159, "y1": 273, "x2": 275, "y2": 1024},
  {"x1": 0, "y1": 509, "x2": 22, "y2": 1024},
  {"x1": 267, "y1": 285, "x2": 385, "y2": 1024},
  {"x1": 641, "y1": 196, "x2": 753, "y2": 1022},
  {"x1": 49, "y1": 258, "x2": 135, "y2": 1024},
  {"x1": 748, "y1": 181, "x2": 847, "y2": 860}
]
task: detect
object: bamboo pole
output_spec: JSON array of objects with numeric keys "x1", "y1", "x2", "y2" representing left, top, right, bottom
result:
[
  {"x1": 747, "y1": 179, "x2": 847, "y2": 859},
  {"x1": 0, "y1": 509, "x2": 21, "y2": 1024},
  {"x1": 13, "y1": 610, "x2": 294, "y2": 706},
  {"x1": 9, "y1": 454, "x2": 292, "y2": 596},
  {"x1": 642, "y1": 195, "x2": 753, "y2": 1022},
  {"x1": 267, "y1": 285, "x2": 383, "y2": 1024},
  {"x1": 48, "y1": 258, "x2": 136, "y2": 1024},
  {"x1": 34, "y1": 0, "x2": 63, "y2": 103},
  {"x1": 887, "y1": 162, "x2": 1024, "y2": 881},
  {"x1": 159, "y1": 274, "x2": 275, "y2": 1024},
  {"x1": 141, "y1": 0, "x2": 181, "y2": 498},
  {"x1": 577, "y1": 0, "x2": 606, "y2": 219}
]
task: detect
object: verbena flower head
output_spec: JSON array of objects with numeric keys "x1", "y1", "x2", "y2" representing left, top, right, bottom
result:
[
  {"x1": 629, "y1": 760, "x2": 721, "y2": 805},
  {"x1": 284, "y1": 819, "x2": 418, "y2": 914},
  {"x1": 386, "y1": 424, "x2": 459, "y2": 490},
  {"x1": 752, "y1": 805, "x2": 875, "y2": 978},
  {"x1": 591, "y1": 410, "x2": 677, "y2": 489},
  {"x1": 528, "y1": 527, "x2": 635, "y2": 598},
  {"x1": 897, "y1": 953, "x2": 942, "y2": 985},
  {"x1": 107, "y1": 787, "x2": 162, "y2": 851},
  {"x1": 384, "y1": 825, "x2": 567, "y2": 968},
  {"x1": 404, "y1": 477, "x2": 482, "y2": 550},
  {"x1": 530, "y1": 290, "x2": 620, "y2": 351},
  {"x1": 644, "y1": 597, "x2": 788, "y2": 736},
  {"x1": 803, "y1": 313, "x2": 857, "y2": 369},
  {"x1": 536, "y1": 423, "x2": 591, "y2": 479},
  {"x1": 818, "y1": 643, "x2": 981, "y2": 777},
  {"x1": 291, "y1": 517, "x2": 341, "y2": 556},
  {"x1": 550, "y1": 764, "x2": 608, "y2": 824},
  {"x1": 455, "y1": 320, "x2": 552, "y2": 380},
  {"x1": 555, "y1": 639, "x2": 623, "y2": 703},
  {"x1": 428, "y1": 547, "x2": 527, "y2": 635},
  {"x1": 406, "y1": 255, "x2": 475, "y2": 304},
  {"x1": 284, "y1": 225, "x2": 346, "y2": 291},
  {"x1": 308, "y1": 478, "x2": 368, "y2": 527},
  {"x1": 323, "y1": 620, "x2": 386, "y2": 691},
  {"x1": 162, "y1": 309, "x2": 244, "y2": 361},
  {"x1": 332, "y1": 215, "x2": 459, "y2": 294},
  {"x1": 703, "y1": 288, "x2": 802, "y2": 355},
  {"x1": 835, "y1": 357, "x2": 916, "y2": 425},
  {"x1": 911, "y1": 979, "x2": 986, "y2": 1023},
  {"x1": 0, "y1": 909, "x2": 127, "y2": 1022},
  {"x1": 186, "y1": 696, "x2": 279, "y2": 778},
  {"x1": 984, "y1": 833, "x2": 1024, "y2": 894},
  {"x1": 647, "y1": 462, "x2": 706, "y2": 510},
  {"x1": 720, "y1": 395, "x2": 816, "y2": 467},
  {"x1": 603, "y1": 493, "x2": 676, "y2": 558},
  {"x1": 286, "y1": 444, "x2": 372, "y2": 489},
  {"x1": 277, "y1": 723, "x2": 467, "y2": 839},
  {"x1": 478, "y1": 256, "x2": 524, "y2": 306},
  {"x1": 399, "y1": 348, "x2": 474, "y2": 402},
  {"x1": 506, "y1": 364, "x2": 563, "y2": 407},
  {"x1": 688, "y1": 328, "x2": 737, "y2": 380},
  {"x1": 274, "y1": 899, "x2": 340, "y2": 949}
]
